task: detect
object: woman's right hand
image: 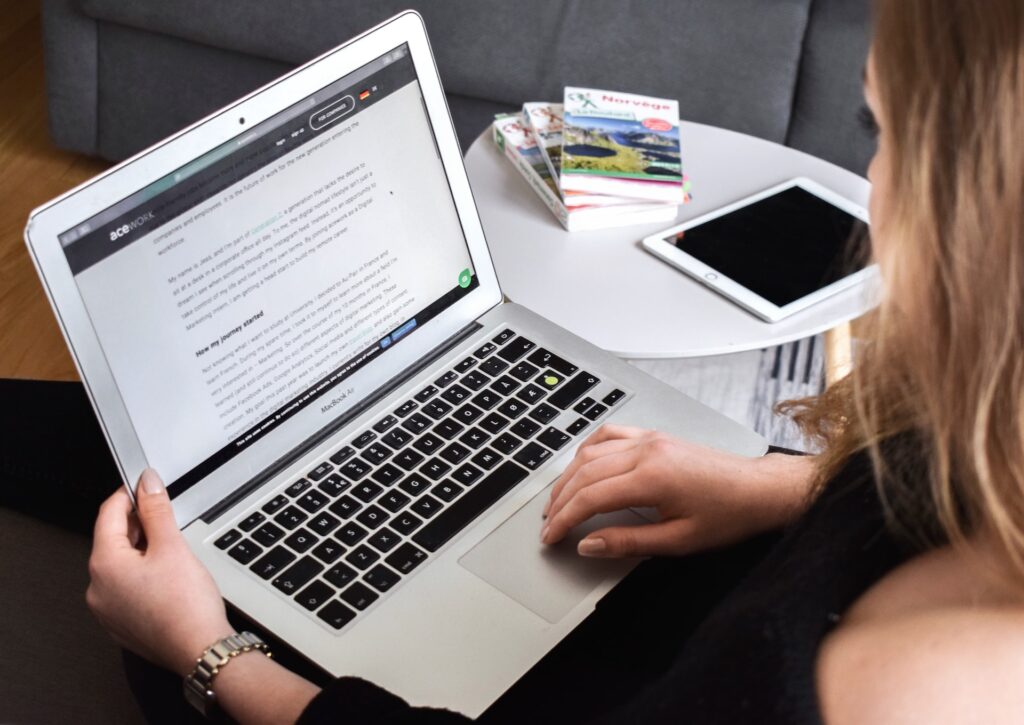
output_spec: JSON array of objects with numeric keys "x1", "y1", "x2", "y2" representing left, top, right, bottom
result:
[{"x1": 540, "y1": 424, "x2": 816, "y2": 558}]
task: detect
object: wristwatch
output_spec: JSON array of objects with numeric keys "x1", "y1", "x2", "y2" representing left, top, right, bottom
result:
[{"x1": 184, "y1": 631, "x2": 271, "y2": 717}]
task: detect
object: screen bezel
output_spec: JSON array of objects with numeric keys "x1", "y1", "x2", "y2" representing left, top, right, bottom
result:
[
  {"x1": 641, "y1": 177, "x2": 874, "y2": 323},
  {"x1": 23, "y1": 11, "x2": 503, "y2": 526}
]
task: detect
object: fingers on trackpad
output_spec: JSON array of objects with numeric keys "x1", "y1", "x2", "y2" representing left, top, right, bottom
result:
[{"x1": 458, "y1": 487, "x2": 644, "y2": 623}]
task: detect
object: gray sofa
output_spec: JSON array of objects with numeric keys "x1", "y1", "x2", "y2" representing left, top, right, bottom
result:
[{"x1": 7, "y1": 2, "x2": 871, "y2": 722}]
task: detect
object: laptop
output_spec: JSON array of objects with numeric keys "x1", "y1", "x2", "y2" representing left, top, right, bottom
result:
[{"x1": 25, "y1": 11, "x2": 766, "y2": 716}]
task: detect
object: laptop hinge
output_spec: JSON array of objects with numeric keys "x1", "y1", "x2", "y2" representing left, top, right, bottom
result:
[{"x1": 200, "y1": 320, "x2": 483, "y2": 524}]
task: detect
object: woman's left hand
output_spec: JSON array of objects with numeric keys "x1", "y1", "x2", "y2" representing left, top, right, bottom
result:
[{"x1": 87, "y1": 469, "x2": 233, "y2": 676}]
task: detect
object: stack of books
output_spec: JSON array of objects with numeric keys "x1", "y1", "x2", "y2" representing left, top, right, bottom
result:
[{"x1": 492, "y1": 87, "x2": 691, "y2": 232}]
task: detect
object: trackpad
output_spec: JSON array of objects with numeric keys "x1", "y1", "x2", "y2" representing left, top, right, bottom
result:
[{"x1": 459, "y1": 486, "x2": 646, "y2": 624}]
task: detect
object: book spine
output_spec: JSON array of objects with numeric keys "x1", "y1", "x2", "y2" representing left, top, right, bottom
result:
[{"x1": 492, "y1": 124, "x2": 570, "y2": 230}]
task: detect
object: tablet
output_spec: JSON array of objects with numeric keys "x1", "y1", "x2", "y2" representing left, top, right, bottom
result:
[{"x1": 641, "y1": 178, "x2": 873, "y2": 323}]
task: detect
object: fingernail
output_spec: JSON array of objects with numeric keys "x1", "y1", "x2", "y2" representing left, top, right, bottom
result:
[
  {"x1": 140, "y1": 468, "x2": 164, "y2": 495},
  {"x1": 578, "y1": 537, "x2": 606, "y2": 557},
  {"x1": 540, "y1": 524, "x2": 550, "y2": 544}
]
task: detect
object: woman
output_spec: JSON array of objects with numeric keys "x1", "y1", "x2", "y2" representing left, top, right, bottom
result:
[{"x1": 86, "y1": 0, "x2": 1024, "y2": 722}]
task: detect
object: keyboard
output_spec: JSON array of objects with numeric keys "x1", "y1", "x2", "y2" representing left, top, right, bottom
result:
[{"x1": 211, "y1": 329, "x2": 629, "y2": 632}]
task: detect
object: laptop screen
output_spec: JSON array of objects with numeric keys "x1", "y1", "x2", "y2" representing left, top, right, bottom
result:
[{"x1": 55, "y1": 45, "x2": 477, "y2": 498}]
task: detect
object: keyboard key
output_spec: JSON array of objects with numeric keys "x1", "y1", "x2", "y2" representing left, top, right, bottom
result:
[
  {"x1": 490, "y1": 375, "x2": 520, "y2": 396},
  {"x1": 318, "y1": 473, "x2": 349, "y2": 497},
  {"x1": 317, "y1": 600, "x2": 356, "y2": 630},
  {"x1": 391, "y1": 511, "x2": 423, "y2": 535},
  {"x1": 329, "y1": 446, "x2": 356, "y2": 466},
  {"x1": 548, "y1": 371, "x2": 600, "y2": 409},
  {"x1": 286, "y1": 479, "x2": 312, "y2": 497},
  {"x1": 470, "y1": 389, "x2": 501, "y2": 410},
  {"x1": 421, "y1": 458, "x2": 452, "y2": 481},
  {"x1": 479, "y1": 412, "x2": 511, "y2": 434},
  {"x1": 353, "y1": 430, "x2": 376, "y2": 448},
  {"x1": 379, "y1": 490, "x2": 411, "y2": 513},
  {"x1": 309, "y1": 512, "x2": 341, "y2": 536},
  {"x1": 412, "y1": 433, "x2": 443, "y2": 455},
  {"x1": 516, "y1": 384, "x2": 546, "y2": 404},
  {"x1": 328, "y1": 495, "x2": 362, "y2": 519},
  {"x1": 399, "y1": 474, "x2": 431, "y2": 497},
  {"x1": 471, "y1": 448, "x2": 502, "y2": 470},
  {"x1": 394, "y1": 449, "x2": 425, "y2": 471},
  {"x1": 373, "y1": 415, "x2": 399, "y2": 433},
  {"x1": 239, "y1": 512, "x2": 265, "y2": 532},
  {"x1": 214, "y1": 529, "x2": 242, "y2": 550},
  {"x1": 510, "y1": 361, "x2": 540, "y2": 382},
  {"x1": 433, "y1": 418, "x2": 465, "y2": 440},
  {"x1": 434, "y1": 370, "x2": 459, "y2": 388},
  {"x1": 311, "y1": 539, "x2": 345, "y2": 564},
  {"x1": 250, "y1": 546, "x2": 296, "y2": 580},
  {"x1": 566, "y1": 417, "x2": 590, "y2": 436},
  {"x1": 491, "y1": 434, "x2": 523, "y2": 455},
  {"x1": 462, "y1": 371, "x2": 490, "y2": 391},
  {"x1": 527, "y1": 348, "x2": 579, "y2": 377},
  {"x1": 382, "y1": 428, "x2": 413, "y2": 449},
  {"x1": 338, "y1": 458, "x2": 372, "y2": 481},
  {"x1": 401, "y1": 412, "x2": 431, "y2": 434},
  {"x1": 432, "y1": 480, "x2": 464, "y2": 502},
  {"x1": 295, "y1": 580, "x2": 334, "y2": 611},
  {"x1": 371, "y1": 463, "x2": 403, "y2": 486},
  {"x1": 324, "y1": 562, "x2": 358, "y2": 588},
  {"x1": 573, "y1": 397, "x2": 597, "y2": 414},
  {"x1": 513, "y1": 442, "x2": 552, "y2": 470},
  {"x1": 411, "y1": 494, "x2": 444, "y2": 519},
  {"x1": 362, "y1": 443, "x2": 392, "y2": 464},
  {"x1": 492, "y1": 328, "x2": 516, "y2": 345},
  {"x1": 439, "y1": 442, "x2": 470, "y2": 465},
  {"x1": 394, "y1": 399, "x2": 418, "y2": 417},
  {"x1": 364, "y1": 564, "x2": 402, "y2": 593},
  {"x1": 414, "y1": 385, "x2": 438, "y2": 403},
  {"x1": 352, "y1": 481, "x2": 384, "y2": 503},
  {"x1": 423, "y1": 399, "x2": 453, "y2": 419},
  {"x1": 367, "y1": 528, "x2": 401, "y2": 553},
  {"x1": 297, "y1": 490, "x2": 329, "y2": 513},
  {"x1": 538, "y1": 427, "x2": 571, "y2": 451},
  {"x1": 252, "y1": 522, "x2": 285, "y2": 547},
  {"x1": 248, "y1": 544, "x2": 296, "y2": 581},
  {"x1": 529, "y1": 403, "x2": 559, "y2": 424},
  {"x1": 345, "y1": 546, "x2": 381, "y2": 572},
  {"x1": 535, "y1": 371, "x2": 565, "y2": 390},
  {"x1": 458, "y1": 427, "x2": 490, "y2": 449},
  {"x1": 497, "y1": 336, "x2": 535, "y2": 363},
  {"x1": 511, "y1": 418, "x2": 541, "y2": 439},
  {"x1": 341, "y1": 581, "x2": 379, "y2": 610},
  {"x1": 497, "y1": 398, "x2": 528, "y2": 419},
  {"x1": 356, "y1": 505, "x2": 389, "y2": 530},
  {"x1": 454, "y1": 403, "x2": 484, "y2": 425},
  {"x1": 603, "y1": 388, "x2": 626, "y2": 406},
  {"x1": 273, "y1": 557, "x2": 324, "y2": 595},
  {"x1": 473, "y1": 342, "x2": 497, "y2": 358},
  {"x1": 284, "y1": 529, "x2": 317, "y2": 554},
  {"x1": 386, "y1": 543, "x2": 428, "y2": 574},
  {"x1": 262, "y1": 495, "x2": 289, "y2": 515},
  {"x1": 585, "y1": 404, "x2": 608, "y2": 420},
  {"x1": 335, "y1": 521, "x2": 369, "y2": 546},
  {"x1": 454, "y1": 357, "x2": 476, "y2": 373},
  {"x1": 413, "y1": 461, "x2": 529, "y2": 552},
  {"x1": 479, "y1": 357, "x2": 509, "y2": 376},
  {"x1": 440, "y1": 384, "x2": 471, "y2": 405},
  {"x1": 274, "y1": 505, "x2": 308, "y2": 530},
  {"x1": 452, "y1": 463, "x2": 483, "y2": 486},
  {"x1": 307, "y1": 462, "x2": 333, "y2": 481}
]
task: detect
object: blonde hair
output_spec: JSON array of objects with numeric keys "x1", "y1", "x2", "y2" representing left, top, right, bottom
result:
[{"x1": 783, "y1": 0, "x2": 1024, "y2": 582}]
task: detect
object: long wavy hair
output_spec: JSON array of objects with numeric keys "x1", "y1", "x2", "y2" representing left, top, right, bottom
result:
[{"x1": 782, "y1": 0, "x2": 1024, "y2": 581}]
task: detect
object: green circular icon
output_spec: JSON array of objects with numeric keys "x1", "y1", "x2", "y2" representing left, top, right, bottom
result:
[
  {"x1": 458, "y1": 268, "x2": 472, "y2": 288},
  {"x1": 544, "y1": 375, "x2": 559, "y2": 387}
]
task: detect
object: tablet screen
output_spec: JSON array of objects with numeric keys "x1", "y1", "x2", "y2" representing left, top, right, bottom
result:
[{"x1": 666, "y1": 186, "x2": 868, "y2": 307}]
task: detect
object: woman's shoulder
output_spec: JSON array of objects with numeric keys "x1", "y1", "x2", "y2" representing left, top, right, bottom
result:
[{"x1": 817, "y1": 545, "x2": 1024, "y2": 724}]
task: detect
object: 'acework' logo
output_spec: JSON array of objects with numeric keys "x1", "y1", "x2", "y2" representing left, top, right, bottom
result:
[{"x1": 108, "y1": 211, "x2": 155, "y2": 241}]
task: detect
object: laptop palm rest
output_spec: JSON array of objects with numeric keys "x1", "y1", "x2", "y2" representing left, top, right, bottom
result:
[{"x1": 459, "y1": 485, "x2": 646, "y2": 624}]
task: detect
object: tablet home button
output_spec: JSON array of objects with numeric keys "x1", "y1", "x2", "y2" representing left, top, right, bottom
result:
[{"x1": 704, "y1": 272, "x2": 718, "y2": 281}]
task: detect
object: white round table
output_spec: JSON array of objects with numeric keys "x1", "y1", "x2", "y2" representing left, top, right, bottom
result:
[{"x1": 464, "y1": 121, "x2": 875, "y2": 358}]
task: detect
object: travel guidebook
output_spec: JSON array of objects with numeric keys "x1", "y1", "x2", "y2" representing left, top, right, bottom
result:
[
  {"x1": 491, "y1": 114, "x2": 678, "y2": 232},
  {"x1": 561, "y1": 86, "x2": 686, "y2": 204}
]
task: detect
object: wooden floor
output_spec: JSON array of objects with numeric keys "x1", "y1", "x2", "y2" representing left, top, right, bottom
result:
[{"x1": 0, "y1": 0, "x2": 109, "y2": 381}]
